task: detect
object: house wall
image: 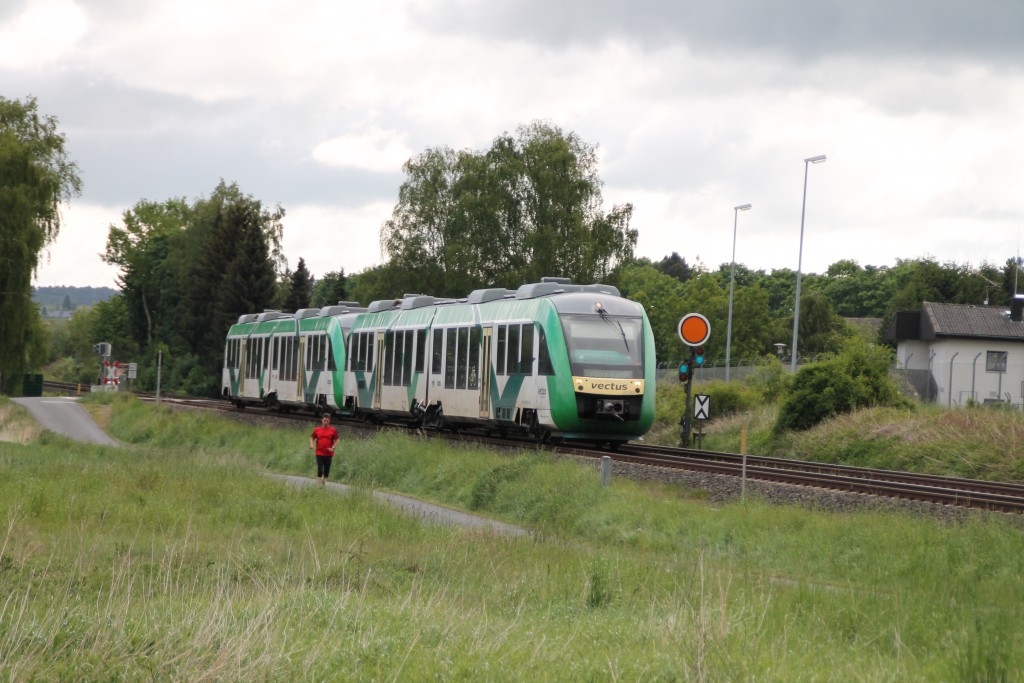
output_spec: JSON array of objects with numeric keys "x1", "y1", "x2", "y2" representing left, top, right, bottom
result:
[{"x1": 899, "y1": 338, "x2": 1024, "y2": 407}]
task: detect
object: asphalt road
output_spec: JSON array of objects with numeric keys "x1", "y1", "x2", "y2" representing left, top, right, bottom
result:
[{"x1": 12, "y1": 396, "x2": 119, "y2": 446}]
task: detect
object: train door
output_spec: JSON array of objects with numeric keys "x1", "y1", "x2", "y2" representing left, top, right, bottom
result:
[
  {"x1": 479, "y1": 327, "x2": 492, "y2": 418},
  {"x1": 373, "y1": 331, "x2": 385, "y2": 410}
]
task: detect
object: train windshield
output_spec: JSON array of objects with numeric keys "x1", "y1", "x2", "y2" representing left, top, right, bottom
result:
[{"x1": 560, "y1": 314, "x2": 644, "y2": 379}]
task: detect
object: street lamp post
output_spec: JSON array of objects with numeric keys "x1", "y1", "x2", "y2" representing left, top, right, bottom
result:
[
  {"x1": 725, "y1": 203, "x2": 751, "y2": 382},
  {"x1": 790, "y1": 154, "x2": 826, "y2": 372}
]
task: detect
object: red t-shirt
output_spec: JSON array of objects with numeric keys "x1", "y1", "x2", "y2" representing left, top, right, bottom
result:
[{"x1": 311, "y1": 426, "x2": 339, "y2": 456}]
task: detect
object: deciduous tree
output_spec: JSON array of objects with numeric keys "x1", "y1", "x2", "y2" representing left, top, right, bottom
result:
[
  {"x1": 380, "y1": 122, "x2": 636, "y2": 296},
  {"x1": 0, "y1": 96, "x2": 81, "y2": 393}
]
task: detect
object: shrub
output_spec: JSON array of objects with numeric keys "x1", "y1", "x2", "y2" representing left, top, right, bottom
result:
[
  {"x1": 745, "y1": 356, "x2": 787, "y2": 402},
  {"x1": 776, "y1": 337, "x2": 911, "y2": 432}
]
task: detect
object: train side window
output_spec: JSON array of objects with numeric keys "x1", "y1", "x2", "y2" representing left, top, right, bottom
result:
[
  {"x1": 444, "y1": 329, "x2": 456, "y2": 389},
  {"x1": 272, "y1": 338, "x2": 279, "y2": 371},
  {"x1": 497, "y1": 325, "x2": 507, "y2": 376},
  {"x1": 521, "y1": 324, "x2": 534, "y2": 376},
  {"x1": 366, "y1": 333, "x2": 375, "y2": 373},
  {"x1": 468, "y1": 327, "x2": 480, "y2": 389},
  {"x1": 327, "y1": 337, "x2": 336, "y2": 371},
  {"x1": 432, "y1": 329, "x2": 443, "y2": 375},
  {"x1": 393, "y1": 330, "x2": 403, "y2": 386},
  {"x1": 457, "y1": 327, "x2": 469, "y2": 389},
  {"x1": 537, "y1": 325, "x2": 554, "y2": 376},
  {"x1": 402, "y1": 330, "x2": 414, "y2": 386},
  {"x1": 416, "y1": 329, "x2": 427, "y2": 373},
  {"x1": 508, "y1": 325, "x2": 520, "y2": 375},
  {"x1": 384, "y1": 331, "x2": 395, "y2": 386}
]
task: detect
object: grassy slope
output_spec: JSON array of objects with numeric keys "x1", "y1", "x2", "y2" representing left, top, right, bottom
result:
[
  {"x1": 649, "y1": 381, "x2": 1024, "y2": 483},
  {"x1": 1, "y1": 395, "x2": 1023, "y2": 680}
]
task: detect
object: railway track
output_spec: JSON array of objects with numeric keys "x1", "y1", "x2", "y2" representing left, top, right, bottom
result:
[{"x1": 40, "y1": 381, "x2": 1024, "y2": 514}]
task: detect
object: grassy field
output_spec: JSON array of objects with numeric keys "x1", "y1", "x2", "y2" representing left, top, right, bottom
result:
[{"x1": 1, "y1": 394, "x2": 1023, "y2": 681}]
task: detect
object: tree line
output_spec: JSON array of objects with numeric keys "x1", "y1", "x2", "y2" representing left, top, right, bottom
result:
[{"x1": 3, "y1": 95, "x2": 1020, "y2": 399}]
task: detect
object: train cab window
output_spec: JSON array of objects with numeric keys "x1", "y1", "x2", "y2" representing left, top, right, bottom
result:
[
  {"x1": 561, "y1": 315, "x2": 644, "y2": 379},
  {"x1": 402, "y1": 330, "x2": 414, "y2": 386},
  {"x1": 444, "y1": 329, "x2": 456, "y2": 388},
  {"x1": 416, "y1": 329, "x2": 427, "y2": 373},
  {"x1": 496, "y1": 326, "x2": 507, "y2": 376},
  {"x1": 537, "y1": 325, "x2": 554, "y2": 376},
  {"x1": 432, "y1": 329, "x2": 443, "y2": 375}
]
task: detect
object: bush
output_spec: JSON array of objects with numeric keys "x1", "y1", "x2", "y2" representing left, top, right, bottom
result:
[
  {"x1": 745, "y1": 357, "x2": 787, "y2": 402},
  {"x1": 776, "y1": 337, "x2": 911, "y2": 432}
]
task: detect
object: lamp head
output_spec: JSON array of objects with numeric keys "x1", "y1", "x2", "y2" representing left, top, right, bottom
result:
[
  {"x1": 805, "y1": 154, "x2": 827, "y2": 164},
  {"x1": 734, "y1": 204, "x2": 752, "y2": 211}
]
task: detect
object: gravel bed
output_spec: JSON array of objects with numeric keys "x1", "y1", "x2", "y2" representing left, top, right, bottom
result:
[{"x1": 572, "y1": 454, "x2": 1023, "y2": 524}]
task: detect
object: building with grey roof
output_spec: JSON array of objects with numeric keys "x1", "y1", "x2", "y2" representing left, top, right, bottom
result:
[{"x1": 886, "y1": 297, "x2": 1024, "y2": 407}]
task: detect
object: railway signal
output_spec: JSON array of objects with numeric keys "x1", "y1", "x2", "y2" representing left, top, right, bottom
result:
[{"x1": 677, "y1": 313, "x2": 711, "y2": 449}]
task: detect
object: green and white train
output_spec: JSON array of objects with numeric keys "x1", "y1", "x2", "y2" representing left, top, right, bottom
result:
[{"x1": 222, "y1": 278, "x2": 656, "y2": 444}]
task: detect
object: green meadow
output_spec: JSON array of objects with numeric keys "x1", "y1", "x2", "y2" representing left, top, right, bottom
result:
[{"x1": 1, "y1": 394, "x2": 1022, "y2": 681}]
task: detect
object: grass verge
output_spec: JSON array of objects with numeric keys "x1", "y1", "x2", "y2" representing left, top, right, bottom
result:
[{"x1": 0, "y1": 394, "x2": 1022, "y2": 680}]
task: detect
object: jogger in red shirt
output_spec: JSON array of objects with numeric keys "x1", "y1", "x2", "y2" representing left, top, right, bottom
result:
[{"x1": 309, "y1": 414, "x2": 339, "y2": 486}]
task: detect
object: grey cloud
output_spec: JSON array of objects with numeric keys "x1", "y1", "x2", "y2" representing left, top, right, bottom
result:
[
  {"x1": 0, "y1": 0, "x2": 29, "y2": 23},
  {"x1": 417, "y1": 0, "x2": 1024, "y2": 65},
  {"x1": 0, "y1": 71, "x2": 402, "y2": 208}
]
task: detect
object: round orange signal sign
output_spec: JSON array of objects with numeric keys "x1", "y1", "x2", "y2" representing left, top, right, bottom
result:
[{"x1": 678, "y1": 313, "x2": 711, "y2": 347}]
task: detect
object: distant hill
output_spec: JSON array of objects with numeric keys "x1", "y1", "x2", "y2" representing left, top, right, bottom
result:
[{"x1": 33, "y1": 286, "x2": 118, "y2": 314}]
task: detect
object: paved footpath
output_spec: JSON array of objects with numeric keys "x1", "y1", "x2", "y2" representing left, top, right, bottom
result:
[
  {"x1": 12, "y1": 397, "x2": 530, "y2": 537},
  {"x1": 12, "y1": 396, "x2": 119, "y2": 446}
]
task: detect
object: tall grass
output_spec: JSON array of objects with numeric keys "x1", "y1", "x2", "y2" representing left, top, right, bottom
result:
[{"x1": 1, "y1": 394, "x2": 1023, "y2": 679}]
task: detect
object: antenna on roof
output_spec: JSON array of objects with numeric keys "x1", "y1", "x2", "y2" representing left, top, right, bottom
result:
[{"x1": 1016, "y1": 229, "x2": 1020, "y2": 296}]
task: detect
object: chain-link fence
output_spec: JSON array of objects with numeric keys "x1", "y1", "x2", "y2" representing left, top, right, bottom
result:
[{"x1": 656, "y1": 358, "x2": 1023, "y2": 410}]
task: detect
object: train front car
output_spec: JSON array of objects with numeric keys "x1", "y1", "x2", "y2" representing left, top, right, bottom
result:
[{"x1": 535, "y1": 283, "x2": 656, "y2": 444}]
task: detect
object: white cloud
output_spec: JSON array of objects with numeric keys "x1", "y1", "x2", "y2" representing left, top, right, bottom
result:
[
  {"x1": 311, "y1": 128, "x2": 413, "y2": 173},
  {"x1": 282, "y1": 202, "x2": 392, "y2": 280},
  {"x1": 0, "y1": 0, "x2": 89, "y2": 69},
  {"x1": 34, "y1": 203, "x2": 122, "y2": 288}
]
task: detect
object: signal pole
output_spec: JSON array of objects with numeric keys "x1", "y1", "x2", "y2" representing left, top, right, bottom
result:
[{"x1": 677, "y1": 313, "x2": 711, "y2": 449}]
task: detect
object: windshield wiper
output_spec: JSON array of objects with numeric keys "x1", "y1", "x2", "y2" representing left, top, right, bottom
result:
[{"x1": 597, "y1": 308, "x2": 630, "y2": 352}]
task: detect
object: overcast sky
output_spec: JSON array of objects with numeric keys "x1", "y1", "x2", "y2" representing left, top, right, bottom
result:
[{"x1": 6, "y1": 0, "x2": 1024, "y2": 289}]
